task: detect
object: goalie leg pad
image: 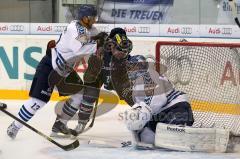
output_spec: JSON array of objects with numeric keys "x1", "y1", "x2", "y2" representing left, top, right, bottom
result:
[{"x1": 154, "y1": 123, "x2": 230, "y2": 153}]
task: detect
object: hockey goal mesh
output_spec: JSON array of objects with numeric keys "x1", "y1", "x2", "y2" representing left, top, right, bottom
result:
[{"x1": 155, "y1": 41, "x2": 240, "y2": 136}]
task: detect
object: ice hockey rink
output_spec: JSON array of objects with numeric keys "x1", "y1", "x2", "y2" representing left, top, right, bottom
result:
[{"x1": 0, "y1": 100, "x2": 239, "y2": 159}]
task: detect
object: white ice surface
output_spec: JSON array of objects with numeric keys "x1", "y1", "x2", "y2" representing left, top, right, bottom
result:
[{"x1": 0, "y1": 100, "x2": 240, "y2": 159}]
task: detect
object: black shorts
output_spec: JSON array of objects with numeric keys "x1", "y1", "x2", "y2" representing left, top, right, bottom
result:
[
  {"x1": 29, "y1": 55, "x2": 54, "y2": 103},
  {"x1": 145, "y1": 102, "x2": 194, "y2": 132},
  {"x1": 29, "y1": 54, "x2": 84, "y2": 102}
]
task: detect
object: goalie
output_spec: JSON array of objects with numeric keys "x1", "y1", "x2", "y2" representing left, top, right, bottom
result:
[
  {"x1": 124, "y1": 58, "x2": 232, "y2": 153},
  {"x1": 124, "y1": 57, "x2": 194, "y2": 147}
]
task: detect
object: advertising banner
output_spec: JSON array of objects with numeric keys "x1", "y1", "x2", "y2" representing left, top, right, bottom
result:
[
  {"x1": 200, "y1": 25, "x2": 240, "y2": 38},
  {"x1": 159, "y1": 24, "x2": 200, "y2": 37},
  {"x1": 98, "y1": 0, "x2": 174, "y2": 24},
  {"x1": 0, "y1": 23, "x2": 29, "y2": 34},
  {"x1": 0, "y1": 23, "x2": 239, "y2": 38}
]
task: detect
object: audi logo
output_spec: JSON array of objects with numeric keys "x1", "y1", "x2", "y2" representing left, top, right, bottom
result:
[
  {"x1": 222, "y1": 28, "x2": 232, "y2": 35},
  {"x1": 9, "y1": 25, "x2": 24, "y2": 31},
  {"x1": 54, "y1": 26, "x2": 67, "y2": 32},
  {"x1": 181, "y1": 27, "x2": 192, "y2": 35},
  {"x1": 138, "y1": 27, "x2": 150, "y2": 33}
]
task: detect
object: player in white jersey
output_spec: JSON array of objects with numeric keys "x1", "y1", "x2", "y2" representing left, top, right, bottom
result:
[
  {"x1": 50, "y1": 28, "x2": 134, "y2": 137},
  {"x1": 6, "y1": 4, "x2": 107, "y2": 139},
  {"x1": 124, "y1": 56, "x2": 194, "y2": 146}
]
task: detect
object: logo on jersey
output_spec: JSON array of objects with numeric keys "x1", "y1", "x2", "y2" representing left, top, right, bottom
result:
[{"x1": 75, "y1": 22, "x2": 88, "y2": 43}]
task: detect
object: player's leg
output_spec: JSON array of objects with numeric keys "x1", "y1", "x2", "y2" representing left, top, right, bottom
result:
[
  {"x1": 127, "y1": 102, "x2": 194, "y2": 146},
  {"x1": 73, "y1": 80, "x2": 101, "y2": 135},
  {"x1": 51, "y1": 53, "x2": 103, "y2": 136},
  {"x1": 50, "y1": 70, "x2": 84, "y2": 136},
  {"x1": 141, "y1": 102, "x2": 194, "y2": 143},
  {"x1": 73, "y1": 55, "x2": 103, "y2": 135},
  {"x1": 7, "y1": 55, "x2": 54, "y2": 139},
  {"x1": 51, "y1": 81, "x2": 101, "y2": 136},
  {"x1": 7, "y1": 97, "x2": 47, "y2": 139},
  {"x1": 51, "y1": 92, "x2": 83, "y2": 136},
  {"x1": 147, "y1": 101, "x2": 194, "y2": 132}
]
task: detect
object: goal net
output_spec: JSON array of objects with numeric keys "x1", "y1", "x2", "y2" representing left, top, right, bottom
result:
[{"x1": 155, "y1": 41, "x2": 240, "y2": 136}]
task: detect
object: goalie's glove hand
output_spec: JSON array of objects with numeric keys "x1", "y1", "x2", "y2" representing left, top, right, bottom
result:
[
  {"x1": 124, "y1": 102, "x2": 152, "y2": 131},
  {"x1": 91, "y1": 32, "x2": 108, "y2": 48}
]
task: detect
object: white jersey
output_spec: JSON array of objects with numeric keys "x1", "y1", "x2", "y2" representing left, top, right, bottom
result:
[
  {"x1": 132, "y1": 69, "x2": 189, "y2": 115},
  {"x1": 51, "y1": 20, "x2": 98, "y2": 76}
]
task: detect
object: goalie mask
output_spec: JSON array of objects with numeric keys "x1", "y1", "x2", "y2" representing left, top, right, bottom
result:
[
  {"x1": 124, "y1": 102, "x2": 152, "y2": 131},
  {"x1": 111, "y1": 34, "x2": 133, "y2": 60}
]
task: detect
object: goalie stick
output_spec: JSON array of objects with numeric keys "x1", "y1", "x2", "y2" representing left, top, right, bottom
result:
[{"x1": 0, "y1": 102, "x2": 79, "y2": 151}]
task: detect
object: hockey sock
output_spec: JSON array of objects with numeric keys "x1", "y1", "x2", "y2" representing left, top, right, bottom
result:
[
  {"x1": 60, "y1": 99, "x2": 79, "y2": 124},
  {"x1": 58, "y1": 93, "x2": 83, "y2": 124},
  {"x1": 78, "y1": 100, "x2": 94, "y2": 121},
  {"x1": 78, "y1": 84, "x2": 99, "y2": 121},
  {"x1": 14, "y1": 98, "x2": 46, "y2": 128}
]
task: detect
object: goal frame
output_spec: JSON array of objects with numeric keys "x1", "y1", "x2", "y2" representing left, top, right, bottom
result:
[{"x1": 155, "y1": 41, "x2": 240, "y2": 73}]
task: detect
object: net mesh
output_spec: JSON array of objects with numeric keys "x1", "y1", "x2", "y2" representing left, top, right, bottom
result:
[{"x1": 156, "y1": 42, "x2": 240, "y2": 135}]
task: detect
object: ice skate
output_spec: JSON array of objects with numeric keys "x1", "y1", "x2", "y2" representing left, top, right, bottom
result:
[
  {"x1": 7, "y1": 122, "x2": 20, "y2": 139},
  {"x1": 50, "y1": 119, "x2": 72, "y2": 138},
  {"x1": 71, "y1": 120, "x2": 88, "y2": 136}
]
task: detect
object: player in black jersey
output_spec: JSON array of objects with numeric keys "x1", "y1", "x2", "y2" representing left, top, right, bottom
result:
[{"x1": 50, "y1": 28, "x2": 137, "y2": 136}]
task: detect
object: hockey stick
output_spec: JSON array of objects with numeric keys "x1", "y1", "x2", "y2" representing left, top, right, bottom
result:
[
  {"x1": 86, "y1": 98, "x2": 99, "y2": 129},
  {"x1": 229, "y1": 0, "x2": 240, "y2": 28},
  {"x1": 0, "y1": 102, "x2": 79, "y2": 151},
  {"x1": 71, "y1": 99, "x2": 99, "y2": 137}
]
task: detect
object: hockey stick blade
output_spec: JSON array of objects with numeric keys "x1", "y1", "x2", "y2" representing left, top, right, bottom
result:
[
  {"x1": 60, "y1": 139, "x2": 79, "y2": 151},
  {"x1": 0, "y1": 103, "x2": 79, "y2": 151}
]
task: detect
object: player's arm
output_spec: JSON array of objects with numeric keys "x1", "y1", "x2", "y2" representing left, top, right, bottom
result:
[{"x1": 68, "y1": 25, "x2": 108, "y2": 56}]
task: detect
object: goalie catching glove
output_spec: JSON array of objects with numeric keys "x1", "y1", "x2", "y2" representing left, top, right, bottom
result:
[{"x1": 124, "y1": 102, "x2": 152, "y2": 131}]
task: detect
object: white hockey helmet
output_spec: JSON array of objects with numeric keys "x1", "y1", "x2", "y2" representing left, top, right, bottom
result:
[{"x1": 124, "y1": 102, "x2": 152, "y2": 131}]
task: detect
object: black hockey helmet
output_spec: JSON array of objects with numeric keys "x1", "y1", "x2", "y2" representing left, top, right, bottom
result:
[
  {"x1": 112, "y1": 33, "x2": 132, "y2": 54},
  {"x1": 109, "y1": 27, "x2": 126, "y2": 38},
  {"x1": 77, "y1": 4, "x2": 97, "y2": 19}
]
